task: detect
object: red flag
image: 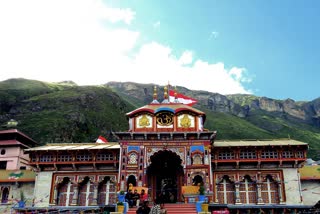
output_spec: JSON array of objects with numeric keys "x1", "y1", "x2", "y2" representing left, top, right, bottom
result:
[
  {"x1": 169, "y1": 90, "x2": 198, "y2": 106},
  {"x1": 96, "y1": 135, "x2": 108, "y2": 143}
]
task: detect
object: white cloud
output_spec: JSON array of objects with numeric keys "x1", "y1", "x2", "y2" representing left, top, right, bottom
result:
[
  {"x1": 0, "y1": 0, "x2": 250, "y2": 95},
  {"x1": 178, "y1": 51, "x2": 193, "y2": 65}
]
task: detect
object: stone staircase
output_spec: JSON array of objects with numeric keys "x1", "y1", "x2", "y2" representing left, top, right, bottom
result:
[{"x1": 127, "y1": 203, "x2": 198, "y2": 214}]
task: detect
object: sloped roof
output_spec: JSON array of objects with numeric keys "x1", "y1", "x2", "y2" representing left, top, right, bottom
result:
[
  {"x1": 0, "y1": 129, "x2": 39, "y2": 147},
  {"x1": 0, "y1": 170, "x2": 36, "y2": 182},
  {"x1": 126, "y1": 103, "x2": 205, "y2": 117},
  {"x1": 214, "y1": 139, "x2": 308, "y2": 147},
  {"x1": 25, "y1": 143, "x2": 120, "y2": 151},
  {"x1": 300, "y1": 165, "x2": 320, "y2": 180}
]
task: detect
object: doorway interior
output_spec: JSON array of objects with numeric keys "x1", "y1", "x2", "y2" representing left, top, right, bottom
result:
[{"x1": 147, "y1": 150, "x2": 184, "y2": 203}]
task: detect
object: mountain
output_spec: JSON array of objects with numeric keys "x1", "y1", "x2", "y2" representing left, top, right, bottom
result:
[
  {"x1": 106, "y1": 82, "x2": 320, "y2": 159},
  {"x1": 0, "y1": 78, "x2": 319, "y2": 159}
]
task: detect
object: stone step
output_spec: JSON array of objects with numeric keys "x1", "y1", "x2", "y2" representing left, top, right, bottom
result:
[{"x1": 127, "y1": 203, "x2": 197, "y2": 214}]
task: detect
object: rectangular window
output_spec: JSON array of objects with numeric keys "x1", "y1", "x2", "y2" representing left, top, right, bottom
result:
[
  {"x1": 218, "y1": 151, "x2": 235, "y2": 160},
  {"x1": 40, "y1": 155, "x2": 54, "y2": 162},
  {"x1": 96, "y1": 153, "x2": 113, "y2": 161},
  {"x1": 76, "y1": 154, "x2": 92, "y2": 161},
  {"x1": 261, "y1": 151, "x2": 278, "y2": 159},
  {"x1": 240, "y1": 150, "x2": 257, "y2": 159},
  {"x1": 282, "y1": 151, "x2": 294, "y2": 158},
  {"x1": 57, "y1": 155, "x2": 72, "y2": 162},
  {"x1": 0, "y1": 161, "x2": 7, "y2": 169},
  {"x1": 30, "y1": 155, "x2": 37, "y2": 162},
  {"x1": 297, "y1": 151, "x2": 304, "y2": 158}
]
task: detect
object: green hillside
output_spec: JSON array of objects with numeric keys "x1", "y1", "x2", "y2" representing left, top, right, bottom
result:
[
  {"x1": 0, "y1": 79, "x2": 133, "y2": 143},
  {"x1": 0, "y1": 79, "x2": 319, "y2": 159}
]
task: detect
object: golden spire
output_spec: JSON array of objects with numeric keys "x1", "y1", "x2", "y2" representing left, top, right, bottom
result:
[
  {"x1": 151, "y1": 85, "x2": 159, "y2": 104},
  {"x1": 164, "y1": 86, "x2": 168, "y2": 99},
  {"x1": 153, "y1": 85, "x2": 157, "y2": 100}
]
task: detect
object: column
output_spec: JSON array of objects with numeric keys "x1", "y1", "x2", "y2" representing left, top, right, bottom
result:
[
  {"x1": 256, "y1": 181, "x2": 264, "y2": 204},
  {"x1": 52, "y1": 185, "x2": 58, "y2": 205},
  {"x1": 277, "y1": 180, "x2": 284, "y2": 204},
  {"x1": 91, "y1": 182, "x2": 99, "y2": 206},
  {"x1": 71, "y1": 183, "x2": 79, "y2": 206},
  {"x1": 235, "y1": 182, "x2": 241, "y2": 204},
  {"x1": 214, "y1": 181, "x2": 219, "y2": 203}
]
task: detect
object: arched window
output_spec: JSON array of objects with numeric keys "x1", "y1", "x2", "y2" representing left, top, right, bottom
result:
[
  {"x1": 239, "y1": 175, "x2": 257, "y2": 204},
  {"x1": 192, "y1": 154, "x2": 203, "y2": 165},
  {"x1": 217, "y1": 175, "x2": 235, "y2": 204},
  {"x1": 98, "y1": 176, "x2": 116, "y2": 206},
  {"x1": 261, "y1": 175, "x2": 279, "y2": 204},
  {"x1": 128, "y1": 153, "x2": 137, "y2": 164},
  {"x1": 192, "y1": 175, "x2": 203, "y2": 186},
  {"x1": 79, "y1": 177, "x2": 93, "y2": 206},
  {"x1": 57, "y1": 177, "x2": 74, "y2": 206}
]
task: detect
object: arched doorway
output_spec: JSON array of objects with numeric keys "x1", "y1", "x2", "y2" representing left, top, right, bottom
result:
[
  {"x1": 1, "y1": 187, "x2": 9, "y2": 203},
  {"x1": 147, "y1": 150, "x2": 184, "y2": 203},
  {"x1": 127, "y1": 175, "x2": 137, "y2": 191}
]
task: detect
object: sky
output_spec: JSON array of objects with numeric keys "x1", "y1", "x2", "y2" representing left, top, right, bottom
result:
[{"x1": 0, "y1": 0, "x2": 319, "y2": 101}]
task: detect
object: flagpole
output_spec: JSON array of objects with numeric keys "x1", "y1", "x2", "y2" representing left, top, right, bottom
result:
[{"x1": 168, "y1": 81, "x2": 170, "y2": 103}]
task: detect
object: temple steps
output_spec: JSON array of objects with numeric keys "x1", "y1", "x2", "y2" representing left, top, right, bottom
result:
[{"x1": 127, "y1": 203, "x2": 197, "y2": 214}]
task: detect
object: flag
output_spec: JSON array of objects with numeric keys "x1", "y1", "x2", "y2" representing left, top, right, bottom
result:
[
  {"x1": 96, "y1": 135, "x2": 108, "y2": 143},
  {"x1": 169, "y1": 90, "x2": 198, "y2": 106}
]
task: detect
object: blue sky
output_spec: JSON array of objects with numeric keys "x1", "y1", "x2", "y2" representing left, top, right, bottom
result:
[{"x1": 0, "y1": 0, "x2": 319, "y2": 101}]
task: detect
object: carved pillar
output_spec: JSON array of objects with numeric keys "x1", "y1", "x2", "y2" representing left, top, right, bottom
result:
[
  {"x1": 52, "y1": 184, "x2": 58, "y2": 205},
  {"x1": 277, "y1": 180, "x2": 284, "y2": 204},
  {"x1": 214, "y1": 180, "x2": 219, "y2": 203},
  {"x1": 71, "y1": 183, "x2": 79, "y2": 206},
  {"x1": 105, "y1": 180, "x2": 110, "y2": 205},
  {"x1": 91, "y1": 182, "x2": 99, "y2": 206},
  {"x1": 256, "y1": 181, "x2": 264, "y2": 204},
  {"x1": 235, "y1": 182, "x2": 242, "y2": 204}
]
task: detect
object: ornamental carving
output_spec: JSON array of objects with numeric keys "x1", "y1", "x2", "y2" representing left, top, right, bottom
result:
[
  {"x1": 239, "y1": 174, "x2": 257, "y2": 182},
  {"x1": 138, "y1": 115, "x2": 151, "y2": 128},
  {"x1": 146, "y1": 147, "x2": 185, "y2": 165},
  {"x1": 180, "y1": 114, "x2": 191, "y2": 128},
  {"x1": 78, "y1": 175, "x2": 95, "y2": 183},
  {"x1": 156, "y1": 112, "x2": 173, "y2": 126}
]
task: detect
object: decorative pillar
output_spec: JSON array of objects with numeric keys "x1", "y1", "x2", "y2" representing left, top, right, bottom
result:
[
  {"x1": 214, "y1": 180, "x2": 219, "y2": 203},
  {"x1": 105, "y1": 180, "x2": 110, "y2": 205},
  {"x1": 91, "y1": 182, "x2": 99, "y2": 206},
  {"x1": 256, "y1": 181, "x2": 264, "y2": 204},
  {"x1": 235, "y1": 182, "x2": 242, "y2": 204},
  {"x1": 71, "y1": 183, "x2": 79, "y2": 206},
  {"x1": 52, "y1": 184, "x2": 58, "y2": 205},
  {"x1": 277, "y1": 180, "x2": 284, "y2": 204}
]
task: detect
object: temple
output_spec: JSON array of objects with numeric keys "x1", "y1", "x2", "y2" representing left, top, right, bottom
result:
[{"x1": 1, "y1": 86, "x2": 314, "y2": 213}]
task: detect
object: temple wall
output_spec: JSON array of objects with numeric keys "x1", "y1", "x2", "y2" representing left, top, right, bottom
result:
[
  {"x1": 283, "y1": 168, "x2": 303, "y2": 205},
  {"x1": 33, "y1": 171, "x2": 53, "y2": 207},
  {"x1": 301, "y1": 180, "x2": 320, "y2": 206}
]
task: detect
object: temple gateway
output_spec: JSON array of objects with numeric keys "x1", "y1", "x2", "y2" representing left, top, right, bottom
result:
[{"x1": 22, "y1": 87, "x2": 309, "y2": 213}]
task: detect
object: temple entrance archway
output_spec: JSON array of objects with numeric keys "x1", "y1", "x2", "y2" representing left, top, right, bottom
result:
[{"x1": 147, "y1": 150, "x2": 184, "y2": 203}]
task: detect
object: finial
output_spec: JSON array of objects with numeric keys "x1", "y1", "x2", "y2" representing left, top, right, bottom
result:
[
  {"x1": 164, "y1": 86, "x2": 168, "y2": 99},
  {"x1": 151, "y1": 85, "x2": 159, "y2": 104},
  {"x1": 161, "y1": 85, "x2": 169, "y2": 103},
  {"x1": 153, "y1": 86, "x2": 157, "y2": 100}
]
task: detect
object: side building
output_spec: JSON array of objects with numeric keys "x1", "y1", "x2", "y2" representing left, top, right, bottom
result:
[{"x1": 0, "y1": 129, "x2": 38, "y2": 213}]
